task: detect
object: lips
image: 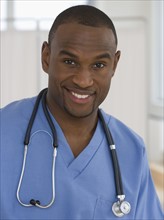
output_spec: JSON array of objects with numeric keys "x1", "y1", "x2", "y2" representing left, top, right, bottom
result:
[
  {"x1": 71, "y1": 91, "x2": 90, "y2": 99},
  {"x1": 65, "y1": 88, "x2": 95, "y2": 104}
]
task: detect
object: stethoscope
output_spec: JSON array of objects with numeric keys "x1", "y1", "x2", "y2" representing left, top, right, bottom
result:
[{"x1": 16, "y1": 88, "x2": 131, "y2": 217}]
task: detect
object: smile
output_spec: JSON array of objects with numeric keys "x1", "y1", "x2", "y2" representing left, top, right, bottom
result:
[{"x1": 71, "y1": 91, "x2": 90, "y2": 99}]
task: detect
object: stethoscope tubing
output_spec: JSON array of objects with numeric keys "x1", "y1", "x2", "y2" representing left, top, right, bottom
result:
[
  {"x1": 16, "y1": 145, "x2": 30, "y2": 207},
  {"x1": 98, "y1": 110, "x2": 124, "y2": 196},
  {"x1": 16, "y1": 88, "x2": 131, "y2": 216},
  {"x1": 24, "y1": 88, "x2": 47, "y2": 146},
  {"x1": 17, "y1": 88, "x2": 58, "y2": 208},
  {"x1": 42, "y1": 91, "x2": 58, "y2": 148}
]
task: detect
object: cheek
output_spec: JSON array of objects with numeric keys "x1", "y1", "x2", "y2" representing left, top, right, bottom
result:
[
  {"x1": 48, "y1": 58, "x2": 72, "y2": 81},
  {"x1": 95, "y1": 74, "x2": 112, "y2": 103},
  {"x1": 98, "y1": 70, "x2": 113, "y2": 88},
  {"x1": 47, "y1": 63, "x2": 61, "y2": 94},
  {"x1": 48, "y1": 61, "x2": 63, "y2": 84},
  {"x1": 101, "y1": 79, "x2": 111, "y2": 97}
]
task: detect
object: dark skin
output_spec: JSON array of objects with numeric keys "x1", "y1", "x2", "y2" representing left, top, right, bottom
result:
[{"x1": 41, "y1": 22, "x2": 120, "y2": 157}]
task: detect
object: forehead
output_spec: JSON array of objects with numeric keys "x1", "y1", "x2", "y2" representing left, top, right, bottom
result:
[{"x1": 51, "y1": 23, "x2": 117, "y2": 54}]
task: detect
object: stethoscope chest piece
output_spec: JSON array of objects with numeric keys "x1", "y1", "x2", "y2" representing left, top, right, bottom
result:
[{"x1": 112, "y1": 200, "x2": 131, "y2": 217}]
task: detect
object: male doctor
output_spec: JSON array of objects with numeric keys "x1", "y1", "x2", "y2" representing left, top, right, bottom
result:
[{"x1": 1, "y1": 5, "x2": 163, "y2": 220}]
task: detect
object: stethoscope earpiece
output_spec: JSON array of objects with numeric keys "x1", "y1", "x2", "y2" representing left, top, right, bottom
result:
[
  {"x1": 30, "y1": 199, "x2": 41, "y2": 206},
  {"x1": 112, "y1": 200, "x2": 131, "y2": 217}
]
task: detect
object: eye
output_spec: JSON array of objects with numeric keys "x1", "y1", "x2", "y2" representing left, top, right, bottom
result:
[
  {"x1": 93, "y1": 62, "x2": 105, "y2": 69},
  {"x1": 64, "y1": 59, "x2": 76, "y2": 65}
]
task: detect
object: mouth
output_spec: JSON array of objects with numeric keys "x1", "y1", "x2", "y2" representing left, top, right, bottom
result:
[
  {"x1": 71, "y1": 91, "x2": 90, "y2": 99},
  {"x1": 65, "y1": 88, "x2": 95, "y2": 104}
]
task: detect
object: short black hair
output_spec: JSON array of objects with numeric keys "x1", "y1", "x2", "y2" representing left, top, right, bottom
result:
[{"x1": 48, "y1": 5, "x2": 118, "y2": 46}]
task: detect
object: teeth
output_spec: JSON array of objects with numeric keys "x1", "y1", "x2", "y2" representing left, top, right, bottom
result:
[{"x1": 71, "y1": 91, "x2": 89, "y2": 99}]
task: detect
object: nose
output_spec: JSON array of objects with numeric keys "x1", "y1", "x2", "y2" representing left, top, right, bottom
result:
[{"x1": 72, "y1": 68, "x2": 93, "y2": 88}]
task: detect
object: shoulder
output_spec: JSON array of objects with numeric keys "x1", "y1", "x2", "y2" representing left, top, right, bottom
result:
[
  {"x1": 1, "y1": 96, "x2": 36, "y2": 113},
  {"x1": 1, "y1": 96, "x2": 36, "y2": 109},
  {"x1": 0, "y1": 97, "x2": 37, "y2": 126},
  {"x1": 100, "y1": 109, "x2": 145, "y2": 151}
]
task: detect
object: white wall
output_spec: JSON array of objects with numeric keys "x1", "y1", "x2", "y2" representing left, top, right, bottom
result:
[{"x1": 1, "y1": 31, "x2": 39, "y2": 103}]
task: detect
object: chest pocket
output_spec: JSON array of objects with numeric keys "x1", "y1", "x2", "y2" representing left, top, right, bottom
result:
[{"x1": 93, "y1": 197, "x2": 131, "y2": 220}]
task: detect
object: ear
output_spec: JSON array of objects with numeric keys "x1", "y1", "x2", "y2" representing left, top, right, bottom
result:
[
  {"x1": 41, "y1": 41, "x2": 50, "y2": 73},
  {"x1": 112, "y1": 50, "x2": 121, "y2": 75}
]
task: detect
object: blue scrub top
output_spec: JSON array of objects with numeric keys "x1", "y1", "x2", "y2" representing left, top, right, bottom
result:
[{"x1": 0, "y1": 97, "x2": 163, "y2": 219}]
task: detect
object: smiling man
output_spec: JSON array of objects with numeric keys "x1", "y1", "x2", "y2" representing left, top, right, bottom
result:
[
  {"x1": 1, "y1": 5, "x2": 163, "y2": 220},
  {"x1": 41, "y1": 19, "x2": 120, "y2": 157}
]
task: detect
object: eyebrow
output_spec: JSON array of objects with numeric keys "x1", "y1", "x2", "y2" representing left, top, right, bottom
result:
[
  {"x1": 59, "y1": 50, "x2": 78, "y2": 58},
  {"x1": 95, "y1": 53, "x2": 112, "y2": 60},
  {"x1": 59, "y1": 50, "x2": 112, "y2": 60}
]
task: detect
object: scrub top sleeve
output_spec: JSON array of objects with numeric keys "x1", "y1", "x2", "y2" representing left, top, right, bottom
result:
[{"x1": 134, "y1": 148, "x2": 164, "y2": 219}]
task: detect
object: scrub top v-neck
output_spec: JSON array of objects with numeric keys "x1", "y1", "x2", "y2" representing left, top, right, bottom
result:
[{"x1": 50, "y1": 113, "x2": 105, "y2": 179}]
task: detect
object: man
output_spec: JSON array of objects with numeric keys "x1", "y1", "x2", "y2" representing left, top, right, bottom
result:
[{"x1": 1, "y1": 5, "x2": 163, "y2": 219}]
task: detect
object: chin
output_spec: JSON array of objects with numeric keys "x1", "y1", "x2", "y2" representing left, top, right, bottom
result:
[{"x1": 64, "y1": 106, "x2": 97, "y2": 119}]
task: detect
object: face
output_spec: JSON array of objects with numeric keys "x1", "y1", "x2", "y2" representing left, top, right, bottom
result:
[{"x1": 42, "y1": 23, "x2": 120, "y2": 119}]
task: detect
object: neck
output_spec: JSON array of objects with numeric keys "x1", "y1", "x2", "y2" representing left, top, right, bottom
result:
[
  {"x1": 49, "y1": 103, "x2": 98, "y2": 135},
  {"x1": 46, "y1": 97, "x2": 99, "y2": 157}
]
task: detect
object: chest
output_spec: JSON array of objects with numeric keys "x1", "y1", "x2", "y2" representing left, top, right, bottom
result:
[{"x1": 1, "y1": 110, "x2": 141, "y2": 219}]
